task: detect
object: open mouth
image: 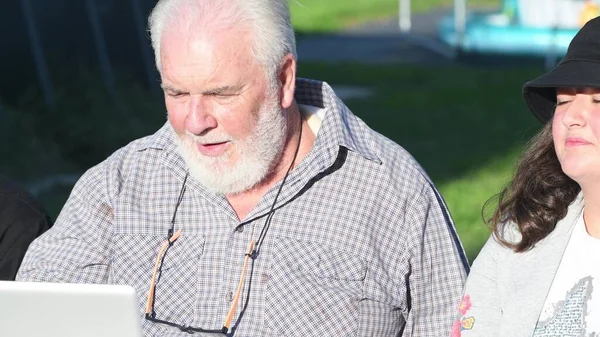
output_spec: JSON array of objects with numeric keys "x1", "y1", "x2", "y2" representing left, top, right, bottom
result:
[
  {"x1": 197, "y1": 141, "x2": 231, "y2": 156},
  {"x1": 203, "y1": 141, "x2": 228, "y2": 147}
]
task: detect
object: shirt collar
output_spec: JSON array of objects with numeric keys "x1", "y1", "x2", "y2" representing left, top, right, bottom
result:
[
  {"x1": 286, "y1": 78, "x2": 381, "y2": 164},
  {"x1": 134, "y1": 122, "x2": 175, "y2": 152}
]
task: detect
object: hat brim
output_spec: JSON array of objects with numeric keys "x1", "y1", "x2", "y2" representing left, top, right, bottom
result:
[{"x1": 523, "y1": 60, "x2": 600, "y2": 123}]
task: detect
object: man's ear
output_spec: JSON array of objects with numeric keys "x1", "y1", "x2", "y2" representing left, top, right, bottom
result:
[{"x1": 278, "y1": 54, "x2": 296, "y2": 109}]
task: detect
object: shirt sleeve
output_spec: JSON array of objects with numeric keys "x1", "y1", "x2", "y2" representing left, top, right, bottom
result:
[
  {"x1": 452, "y1": 234, "x2": 503, "y2": 337},
  {"x1": 402, "y1": 183, "x2": 469, "y2": 336},
  {"x1": 16, "y1": 163, "x2": 115, "y2": 284}
]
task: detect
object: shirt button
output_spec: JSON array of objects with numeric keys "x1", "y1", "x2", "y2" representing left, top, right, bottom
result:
[
  {"x1": 236, "y1": 226, "x2": 244, "y2": 233},
  {"x1": 226, "y1": 291, "x2": 233, "y2": 302}
]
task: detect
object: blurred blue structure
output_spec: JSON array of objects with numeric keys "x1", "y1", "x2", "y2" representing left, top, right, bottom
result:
[{"x1": 438, "y1": 0, "x2": 585, "y2": 56}]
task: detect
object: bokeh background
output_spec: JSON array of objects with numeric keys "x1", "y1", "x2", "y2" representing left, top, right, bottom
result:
[{"x1": 3, "y1": 0, "x2": 592, "y2": 261}]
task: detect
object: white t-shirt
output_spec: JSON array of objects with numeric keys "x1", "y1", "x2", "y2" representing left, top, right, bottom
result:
[
  {"x1": 533, "y1": 212, "x2": 600, "y2": 336},
  {"x1": 299, "y1": 103, "x2": 325, "y2": 135}
]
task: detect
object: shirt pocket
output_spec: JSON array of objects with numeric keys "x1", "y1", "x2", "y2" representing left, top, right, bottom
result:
[
  {"x1": 110, "y1": 228, "x2": 206, "y2": 326},
  {"x1": 265, "y1": 237, "x2": 366, "y2": 337}
]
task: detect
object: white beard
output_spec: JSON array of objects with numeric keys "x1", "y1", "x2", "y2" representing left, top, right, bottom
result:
[{"x1": 171, "y1": 94, "x2": 288, "y2": 195}]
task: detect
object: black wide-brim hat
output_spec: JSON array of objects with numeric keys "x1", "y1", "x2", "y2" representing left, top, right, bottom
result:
[{"x1": 523, "y1": 16, "x2": 600, "y2": 123}]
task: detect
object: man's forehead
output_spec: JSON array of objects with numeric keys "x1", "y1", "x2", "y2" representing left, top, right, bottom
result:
[
  {"x1": 160, "y1": 38, "x2": 251, "y2": 81},
  {"x1": 159, "y1": 37, "x2": 261, "y2": 92}
]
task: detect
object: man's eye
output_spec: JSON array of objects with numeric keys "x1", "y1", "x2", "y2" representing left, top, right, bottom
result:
[
  {"x1": 168, "y1": 92, "x2": 185, "y2": 98},
  {"x1": 213, "y1": 93, "x2": 236, "y2": 100}
]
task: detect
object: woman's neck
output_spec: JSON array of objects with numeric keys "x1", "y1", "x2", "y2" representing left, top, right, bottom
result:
[{"x1": 582, "y1": 189, "x2": 600, "y2": 238}]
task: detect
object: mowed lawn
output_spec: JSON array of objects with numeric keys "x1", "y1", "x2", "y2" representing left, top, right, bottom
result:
[
  {"x1": 290, "y1": 0, "x2": 502, "y2": 32},
  {"x1": 296, "y1": 62, "x2": 544, "y2": 261},
  {"x1": 6, "y1": 0, "x2": 542, "y2": 263},
  {"x1": 25, "y1": 62, "x2": 547, "y2": 263}
]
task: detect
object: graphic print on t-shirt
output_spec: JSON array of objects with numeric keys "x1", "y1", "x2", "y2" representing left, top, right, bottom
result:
[
  {"x1": 533, "y1": 211, "x2": 600, "y2": 337},
  {"x1": 533, "y1": 276, "x2": 595, "y2": 337}
]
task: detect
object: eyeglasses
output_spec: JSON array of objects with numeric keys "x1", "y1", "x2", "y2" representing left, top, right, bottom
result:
[{"x1": 144, "y1": 228, "x2": 255, "y2": 335}]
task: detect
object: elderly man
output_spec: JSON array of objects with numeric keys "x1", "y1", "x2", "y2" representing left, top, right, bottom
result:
[{"x1": 17, "y1": 0, "x2": 468, "y2": 336}]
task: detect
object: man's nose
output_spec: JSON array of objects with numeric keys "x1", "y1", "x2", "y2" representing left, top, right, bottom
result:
[{"x1": 185, "y1": 96, "x2": 217, "y2": 134}]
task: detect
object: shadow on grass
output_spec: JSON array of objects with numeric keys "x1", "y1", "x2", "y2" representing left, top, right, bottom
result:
[
  {"x1": 2, "y1": 22, "x2": 552, "y2": 262},
  {"x1": 4, "y1": 60, "x2": 546, "y2": 262},
  {"x1": 0, "y1": 0, "x2": 553, "y2": 264}
]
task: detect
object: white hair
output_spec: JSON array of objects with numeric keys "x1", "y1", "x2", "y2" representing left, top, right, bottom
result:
[{"x1": 148, "y1": 0, "x2": 297, "y2": 77}]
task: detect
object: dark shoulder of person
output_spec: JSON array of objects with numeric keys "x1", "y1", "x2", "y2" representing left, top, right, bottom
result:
[{"x1": 0, "y1": 176, "x2": 53, "y2": 280}]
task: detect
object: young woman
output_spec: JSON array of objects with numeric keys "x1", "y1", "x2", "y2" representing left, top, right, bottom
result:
[{"x1": 455, "y1": 17, "x2": 600, "y2": 337}]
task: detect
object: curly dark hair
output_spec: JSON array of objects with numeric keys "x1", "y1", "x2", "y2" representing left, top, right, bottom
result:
[{"x1": 486, "y1": 121, "x2": 581, "y2": 252}]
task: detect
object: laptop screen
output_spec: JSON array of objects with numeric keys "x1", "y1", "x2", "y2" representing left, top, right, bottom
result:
[{"x1": 0, "y1": 281, "x2": 143, "y2": 337}]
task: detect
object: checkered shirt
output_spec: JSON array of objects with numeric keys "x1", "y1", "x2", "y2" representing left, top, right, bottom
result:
[{"x1": 17, "y1": 78, "x2": 468, "y2": 336}]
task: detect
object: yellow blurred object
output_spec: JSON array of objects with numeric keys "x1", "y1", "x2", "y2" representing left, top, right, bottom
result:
[{"x1": 580, "y1": 0, "x2": 600, "y2": 27}]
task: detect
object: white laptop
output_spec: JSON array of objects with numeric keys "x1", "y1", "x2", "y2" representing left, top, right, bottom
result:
[{"x1": 0, "y1": 281, "x2": 143, "y2": 337}]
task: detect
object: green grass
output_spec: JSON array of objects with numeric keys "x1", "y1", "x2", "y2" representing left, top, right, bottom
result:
[
  {"x1": 412, "y1": 0, "x2": 501, "y2": 12},
  {"x1": 297, "y1": 62, "x2": 543, "y2": 261},
  {"x1": 439, "y1": 149, "x2": 520, "y2": 259},
  {"x1": 3, "y1": 60, "x2": 546, "y2": 263},
  {"x1": 290, "y1": 0, "x2": 502, "y2": 32}
]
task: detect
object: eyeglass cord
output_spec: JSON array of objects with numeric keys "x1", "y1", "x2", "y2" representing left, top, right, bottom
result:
[
  {"x1": 252, "y1": 110, "x2": 303, "y2": 258},
  {"x1": 153, "y1": 110, "x2": 303, "y2": 335},
  {"x1": 169, "y1": 172, "x2": 188, "y2": 241}
]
